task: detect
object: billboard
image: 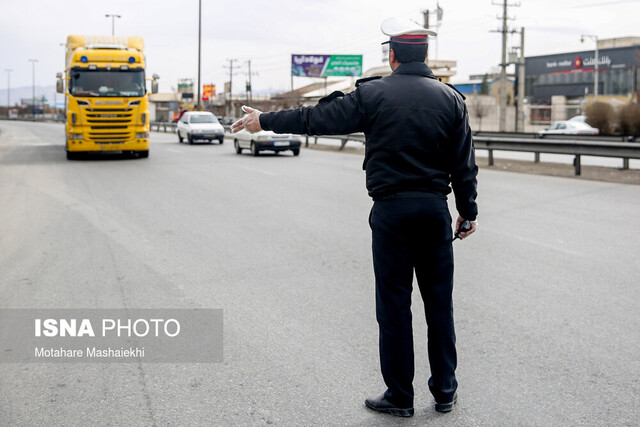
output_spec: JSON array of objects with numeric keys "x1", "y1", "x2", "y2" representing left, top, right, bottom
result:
[
  {"x1": 177, "y1": 78, "x2": 194, "y2": 94},
  {"x1": 291, "y1": 54, "x2": 362, "y2": 77},
  {"x1": 202, "y1": 84, "x2": 216, "y2": 101}
]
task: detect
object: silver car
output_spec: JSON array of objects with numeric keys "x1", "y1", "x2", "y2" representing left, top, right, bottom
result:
[
  {"x1": 177, "y1": 111, "x2": 226, "y2": 144},
  {"x1": 233, "y1": 129, "x2": 302, "y2": 156},
  {"x1": 538, "y1": 121, "x2": 599, "y2": 137}
]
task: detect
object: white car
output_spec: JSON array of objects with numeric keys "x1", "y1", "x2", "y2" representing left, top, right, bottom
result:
[
  {"x1": 568, "y1": 115, "x2": 587, "y2": 123},
  {"x1": 538, "y1": 121, "x2": 599, "y2": 137},
  {"x1": 233, "y1": 129, "x2": 302, "y2": 156},
  {"x1": 177, "y1": 111, "x2": 225, "y2": 144}
]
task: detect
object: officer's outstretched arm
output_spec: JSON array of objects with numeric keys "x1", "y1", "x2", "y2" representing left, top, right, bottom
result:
[{"x1": 258, "y1": 90, "x2": 366, "y2": 136}]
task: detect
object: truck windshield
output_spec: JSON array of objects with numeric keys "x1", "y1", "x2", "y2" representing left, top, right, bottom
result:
[{"x1": 69, "y1": 69, "x2": 145, "y2": 97}]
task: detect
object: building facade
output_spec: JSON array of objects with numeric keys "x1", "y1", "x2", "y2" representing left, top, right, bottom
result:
[{"x1": 524, "y1": 39, "x2": 640, "y2": 123}]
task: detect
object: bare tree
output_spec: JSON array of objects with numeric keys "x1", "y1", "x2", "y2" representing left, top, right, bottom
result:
[{"x1": 467, "y1": 94, "x2": 491, "y2": 131}]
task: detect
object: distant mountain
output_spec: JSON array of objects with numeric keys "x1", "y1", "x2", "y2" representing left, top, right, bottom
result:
[{"x1": 0, "y1": 85, "x2": 59, "y2": 107}]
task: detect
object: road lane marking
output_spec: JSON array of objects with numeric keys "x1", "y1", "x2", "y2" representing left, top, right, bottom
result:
[
  {"x1": 240, "y1": 166, "x2": 277, "y2": 176},
  {"x1": 167, "y1": 149, "x2": 183, "y2": 153}
]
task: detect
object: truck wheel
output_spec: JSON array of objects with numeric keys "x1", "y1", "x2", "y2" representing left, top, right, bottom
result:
[
  {"x1": 251, "y1": 142, "x2": 259, "y2": 156},
  {"x1": 138, "y1": 150, "x2": 149, "y2": 158},
  {"x1": 66, "y1": 151, "x2": 77, "y2": 160},
  {"x1": 234, "y1": 140, "x2": 242, "y2": 154}
]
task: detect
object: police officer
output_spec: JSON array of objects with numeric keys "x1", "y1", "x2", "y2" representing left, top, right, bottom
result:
[{"x1": 231, "y1": 17, "x2": 478, "y2": 418}]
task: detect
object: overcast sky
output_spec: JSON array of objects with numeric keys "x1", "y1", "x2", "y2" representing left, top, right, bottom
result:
[{"x1": 1, "y1": 0, "x2": 639, "y2": 95}]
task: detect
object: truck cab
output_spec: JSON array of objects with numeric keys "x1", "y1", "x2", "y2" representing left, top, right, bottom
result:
[{"x1": 58, "y1": 35, "x2": 159, "y2": 159}]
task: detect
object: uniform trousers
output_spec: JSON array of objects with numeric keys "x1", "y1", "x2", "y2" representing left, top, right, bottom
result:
[{"x1": 369, "y1": 195, "x2": 458, "y2": 407}]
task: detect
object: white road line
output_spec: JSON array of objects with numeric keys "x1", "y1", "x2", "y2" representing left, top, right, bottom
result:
[
  {"x1": 240, "y1": 166, "x2": 277, "y2": 176},
  {"x1": 167, "y1": 149, "x2": 183, "y2": 153}
]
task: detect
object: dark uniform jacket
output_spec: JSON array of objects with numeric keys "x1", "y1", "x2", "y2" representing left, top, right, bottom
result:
[{"x1": 259, "y1": 61, "x2": 478, "y2": 221}]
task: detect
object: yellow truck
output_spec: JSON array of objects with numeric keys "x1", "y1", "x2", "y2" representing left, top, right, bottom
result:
[{"x1": 57, "y1": 35, "x2": 158, "y2": 159}]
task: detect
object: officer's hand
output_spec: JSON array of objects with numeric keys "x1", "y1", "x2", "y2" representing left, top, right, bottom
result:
[
  {"x1": 230, "y1": 106, "x2": 263, "y2": 134},
  {"x1": 456, "y1": 216, "x2": 477, "y2": 240}
]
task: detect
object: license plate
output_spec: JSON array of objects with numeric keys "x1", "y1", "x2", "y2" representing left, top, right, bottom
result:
[{"x1": 274, "y1": 141, "x2": 289, "y2": 147}]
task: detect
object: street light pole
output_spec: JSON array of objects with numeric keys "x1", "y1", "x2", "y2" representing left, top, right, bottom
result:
[
  {"x1": 28, "y1": 59, "x2": 38, "y2": 120},
  {"x1": 581, "y1": 34, "x2": 599, "y2": 101},
  {"x1": 196, "y1": 0, "x2": 202, "y2": 111},
  {"x1": 4, "y1": 69, "x2": 12, "y2": 115},
  {"x1": 105, "y1": 14, "x2": 121, "y2": 36}
]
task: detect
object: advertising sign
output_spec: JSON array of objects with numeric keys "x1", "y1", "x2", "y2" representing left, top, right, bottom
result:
[
  {"x1": 291, "y1": 54, "x2": 362, "y2": 77},
  {"x1": 177, "y1": 78, "x2": 194, "y2": 94},
  {"x1": 202, "y1": 84, "x2": 216, "y2": 101}
]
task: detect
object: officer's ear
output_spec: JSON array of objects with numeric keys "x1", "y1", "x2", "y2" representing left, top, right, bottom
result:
[{"x1": 389, "y1": 49, "x2": 400, "y2": 70}]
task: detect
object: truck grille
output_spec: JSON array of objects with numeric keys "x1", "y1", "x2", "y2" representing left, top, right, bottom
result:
[{"x1": 84, "y1": 108, "x2": 135, "y2": 143}]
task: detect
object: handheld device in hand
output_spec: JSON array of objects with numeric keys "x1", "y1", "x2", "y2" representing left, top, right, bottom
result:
[{"x1": 452, "y1": 220, "x2": 472, "y2": 241}]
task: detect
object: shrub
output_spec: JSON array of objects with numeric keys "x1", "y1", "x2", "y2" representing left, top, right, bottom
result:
[
  {"x1": 619, "y1": 103, "x2": 640, "y2": 137},
  {"x1": 586, "y1": 102, "x2": 615, "y2": 135}
]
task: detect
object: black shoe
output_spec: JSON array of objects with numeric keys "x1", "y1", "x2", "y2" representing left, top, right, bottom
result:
[
  {"x1": 435, "y1": 392, "x2": 457, "y2": 413},
  {"x1": 365, "y1": 394, "x2": 414, "y2": 417}
]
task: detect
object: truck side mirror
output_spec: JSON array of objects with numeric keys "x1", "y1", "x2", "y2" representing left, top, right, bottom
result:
[
  {"x1": 56, "y1": 75, "x2": 64, "y2": 94},
  {"x1": 151, "y1": 80, "x2": 159, "y2": 94}
]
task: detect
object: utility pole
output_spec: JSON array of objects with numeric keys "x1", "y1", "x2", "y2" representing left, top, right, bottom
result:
[
  {"x1": 492, "y1": 0, "x2": 520, "y2": 132},
  {"x1": 517, "y1": 27, "x2": 525, "y2": 132},
  {"x1": 4, "y1": 69, "x2": 12, "y2": 114},
  {"x1": 422, "y1": 4, "x2": 443, "y2": 60},
  {"x1": 105, "y1": 14, "x2": 121, "y2": 36},
  {"x1": 28, "y1": 59, "x2": 38, "y2": 120},
  {"x1": 245, "y1": 60, "x2": 257, "y2": 104},
  {"x1": 196, "y1": 0, "x2": 202, "y2": 110},
  {"x1": 223, "y1": 59, "x2": 238, "y2": 116}
]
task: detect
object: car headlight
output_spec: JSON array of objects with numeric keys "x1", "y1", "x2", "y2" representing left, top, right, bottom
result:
[{"x1": 136, "y1": 132, "x2": 149, "y2": 138}]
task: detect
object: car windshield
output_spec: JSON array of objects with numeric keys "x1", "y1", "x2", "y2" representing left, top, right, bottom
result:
[
  {"x1": 69, "y1": 69, "x2": 146, "y2": 97},
  {"x1": 189, "y1": 115, "x2": 218, "y2": 124},
  {"x1": 570, "y1": 122, "x2": 593, "y2": 129}
]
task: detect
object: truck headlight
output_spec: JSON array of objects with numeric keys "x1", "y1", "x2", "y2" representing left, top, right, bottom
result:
[
  {"x1": 136, "y1": 132, "x2": 149, "y2": 138},
  {"x1": 71, "y1": 134, "x2": 83, "y2": 140}
]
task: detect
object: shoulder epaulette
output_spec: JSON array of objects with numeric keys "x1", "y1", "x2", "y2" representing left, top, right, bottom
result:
[
  {"x1": 318, "y1": 91, "x2": 345, "y2": 104},
  {"x1": 445, "y1": 83, "x2": 466, "y2": 101},
  {"x1": 355, "y1": 76, "x2": 382, "y2": 87}
]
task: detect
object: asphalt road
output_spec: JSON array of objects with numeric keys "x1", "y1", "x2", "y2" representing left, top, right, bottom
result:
[{"x1": 1, "y1": 120, "x2": 639, "y2": 426}]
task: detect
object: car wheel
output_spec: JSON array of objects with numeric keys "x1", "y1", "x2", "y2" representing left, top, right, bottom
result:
[
  {"x1": 251, "y1": 142, "x2": 259, "y2": 156},
  {"x1": 178, "y1": 131, "x2": 184, "y2": 143},
  {"x1": 292, "y1": 149, "x2": 300, "y2": 156},
  {"x1": 219, "y1": 138, "x2": 224, "y2": 144},
  {"x1": 234, "y1": 139, "x2": 242, "y2": 154},
  {"x1": 188, "y1": 134, "x2": 194, "y2": 144}
]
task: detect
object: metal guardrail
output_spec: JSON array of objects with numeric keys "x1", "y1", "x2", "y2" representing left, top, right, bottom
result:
[
  {"x1": 150, "y1": 122, "x2": 177, "y2": 132},
  {"x1": 146, "y1": 123, "x2": 639, "y2": 175},
  {"x1": 309, "y1": 132, "x2": 640, "y2": 175},
  {"x1": 304, "y1": 134, "x2": 365, "y2": 150},
  {"x1": 150, "y1": 122, "x2": 233, "y2": 134},
  {"x1": 473, "y1": 135, "x2": 640, "y2": 175},
  {"x1": 474, "y1": 131, "x2": 636, "y2": 143}
]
